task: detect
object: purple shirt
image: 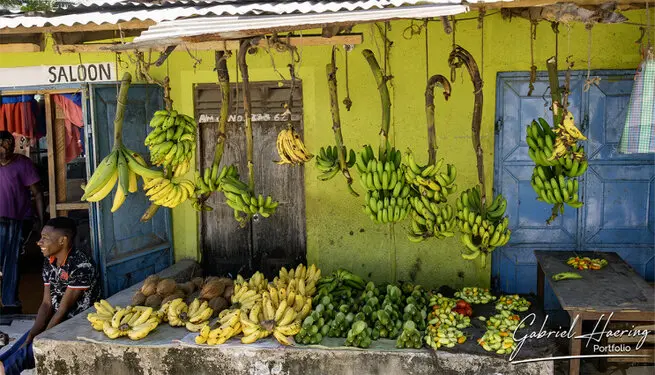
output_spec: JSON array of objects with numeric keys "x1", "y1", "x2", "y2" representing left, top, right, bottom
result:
[{"x1": 0, "y1": 155, "x2": 40, "y2": 220}]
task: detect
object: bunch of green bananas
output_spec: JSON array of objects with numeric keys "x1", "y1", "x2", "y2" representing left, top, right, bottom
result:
[
  {"x1": 407, "y1": 197, "x2": 456, "y2": 242},
  {"x1": 275, "y1": 125, "x2": 313, "y2": 165},
  {"x1": 146, "y1": 109, "x2": 197, "y2": 177},
  {"x1": 221, "y1": 176, "x2": 279, "y2": 225},
  {"x1": 526, "y1": 117, "x2": 588, "y2": 177},
  {"x1": 315, "y1": 145, "x2": 356, "y2": 180},
  {"x1": 82, "y1": 145, "x2": 163, "y2": 212},
  {"x1": 404, "y1": 151, "x2": 458, "y2": 203},
  {"x1": 357, "y1": 143, "x2": 411, "y2": 224},
  {"x1": 456, "y1": 186, "x2": 511, "y2": 263},
  {"x1": 142, "y1": 176, "x2": 195, "y2": 208},
  {"x1": 531, "y1": 166, "x2": 583, "y2": 208},
  {"x1": 195, "y1": 164, "x2": 239, "y2": 196}
]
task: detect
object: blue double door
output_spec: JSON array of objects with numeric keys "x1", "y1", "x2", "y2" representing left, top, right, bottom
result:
[
  {"x1": 88, "y1": 84, "x2": 172, "y2": 297},
  {"x1": 493, "y1": 71, "x2": 654, "y2": 310}
]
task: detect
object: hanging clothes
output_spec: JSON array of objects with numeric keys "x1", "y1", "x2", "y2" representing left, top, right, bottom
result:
[
  {"x1": 52, "y1": 94, "x2": 84, "y2": 163},
  {"x1": 0, "y1": 95, "x2": 37, "y2": 139},
  {"x1": 618, "y1": 53, "x2": 655, "y2": 154}
]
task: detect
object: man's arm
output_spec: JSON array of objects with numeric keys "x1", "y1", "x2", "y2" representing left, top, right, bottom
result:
[
  {"x1": 26, "y1": 285, "x2": 54, "y2": 344},
  {"x1": 45, "y1": 287, "x2": 86, "y2": 330},
  {"x1": 29, "y1": 183, "x2": 44, "y2": 229}
]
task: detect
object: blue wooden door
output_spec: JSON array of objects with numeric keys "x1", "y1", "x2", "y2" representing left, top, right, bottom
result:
[
  {"x1": 90, "y1": 84, "x2": 173, "y2": 297},
  {"x1": 493, "y1": 71, "x2": 654, "y2": 311}
]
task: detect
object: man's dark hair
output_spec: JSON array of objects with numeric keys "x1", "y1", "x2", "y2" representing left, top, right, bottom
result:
[
  {"x1": 45, "y1": 217, "x2": 77, "y2": 242},
  {"x1": 0, "y1": 130, "x2": 15, "y2": 151}
]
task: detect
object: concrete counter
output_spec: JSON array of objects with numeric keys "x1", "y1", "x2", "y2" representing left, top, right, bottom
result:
[{"x1": 33, "y1": 261, "x2": 554, "y2": 375}]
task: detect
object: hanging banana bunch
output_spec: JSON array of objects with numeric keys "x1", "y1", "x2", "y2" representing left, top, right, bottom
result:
[
  {"x1": 146, "y1": 109, "x2": 197, "y2": 177},
  {"x1": 456, "y1": 186, "x2": 511, "y2": 267},
  {"x1": 316, "y1": 145, "x2": 356, "y2": 180},
  {"x1": 276, "y1": 125, "x2": 313, "y2": 165},
  {"x1": 81, "y1": 72, "x2": 167, "y2": 212}
]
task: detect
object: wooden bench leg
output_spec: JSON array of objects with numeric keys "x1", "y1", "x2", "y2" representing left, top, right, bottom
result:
[
  {"x1": 569, "y1": 311, "x2": 582, "y2": 375},
  {"x1": 537, "y1": 263, "x2": 545, "y2": 306}
]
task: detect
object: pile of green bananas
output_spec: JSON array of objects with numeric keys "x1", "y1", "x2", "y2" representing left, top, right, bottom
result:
[
  {"x1": 221, "y1": 176, "x2": 278, "y2": 225},
  {"x1": 404, "y1": 151, "x2": 458, "y2": 203},
  {"x1": 315, "y1": 145, "x2": 356, "y2": 180},
  {"x1": 357, "y1": 143, "x2": 411, "y2": 224},
  {"x1": 146, "y1": 109, "x2": 197, "y2": 177},
  {"x1": 532, "y1": 166, "x2": 583, "y2": 208},
  {"x1": 316, "y1": 269, "x2": 366, "y2": 295},
  {"x1": 456, "y1": 186, "x2": 511, "y2": 263},
  {"x1": 82, "y1": 145, "x2": 163, "y2": 212},
  {"x1": 142, "y1": 176, "x2": 195, "y2": 208},
  {"x1": 526, "y1": 116, "x2": 587, "y2": 211}
]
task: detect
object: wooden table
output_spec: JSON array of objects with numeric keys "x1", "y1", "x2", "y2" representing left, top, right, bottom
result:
[{"x1": 534, "y1": 250, "x2": 655, "y2": 375}]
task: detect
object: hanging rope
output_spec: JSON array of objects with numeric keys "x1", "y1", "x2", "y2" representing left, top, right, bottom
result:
[
  {"x1": 479, "y1": 8, "x2": 485, "y2": 79},
  {"x1": 584, "y1": 24, "x2": 601, "y2": 92},
  {"x1": 528, "y1": 20, "x2": 538, "y2": 96},
  {"x1": 343, "y1": 45, "x2": 353, "y2": 111},
  {"x1": 425, "y1": 19, "x2": 429, "y2": 82},
  {"x1": 451, "y1": 16, "x2": 457, "y2": 82}
]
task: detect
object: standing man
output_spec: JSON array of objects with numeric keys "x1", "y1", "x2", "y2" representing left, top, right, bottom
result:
[
  {"x1": 27, "y1": 217, "x2": 100, "y2": 344},
  {"x1": 0, "y1": 130, "x2": 44, "y2": 314}
]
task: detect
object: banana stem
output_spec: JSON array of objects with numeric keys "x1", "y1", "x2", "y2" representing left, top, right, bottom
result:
[
  {"x1": 238, "y1": 40, "x2": 256, "y2": 193},
  {"x1": 213, "y1": 50, "x2": 231, "y2": 168},
  {"x1": 425, "y1": 75, "x2": 451, "y2": 166},
  {"x1": 546, "y1": 57, "x2": 563, "y2": 127},
  {"x1": 362, "y1": 49, "x2": 391, "y2": 159},
  {"x1": 113, "y1": 72, "x2": 132, "y2": 149},
  {"x1": 448, "y1": 45, "x2": 486, "y2": 211},
  {"x1": 327, "y1": 51, "x2": 357, "y2": 196}
]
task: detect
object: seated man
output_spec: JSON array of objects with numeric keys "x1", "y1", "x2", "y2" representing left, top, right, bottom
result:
[{"x1": 26, "y1": 217, "x2": 101, "y2": 344}]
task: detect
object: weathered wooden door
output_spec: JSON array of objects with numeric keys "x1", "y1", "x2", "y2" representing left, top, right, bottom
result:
[
  {"x1": 493, "y1": 70, "x2": 654, "y2": 311},
  {"x1": 195, "y1": 81, "x2": 306, "y2": 278},
  {"x1": 90, "y1": 84, "x2": 173, "y2": 297}
]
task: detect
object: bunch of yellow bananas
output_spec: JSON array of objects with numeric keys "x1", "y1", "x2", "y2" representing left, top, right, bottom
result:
[
  {"x1": 245, "y1": 271, "x2": 268, "y2": 292},
  {"x1": 272, "y1": 264, "x2": 320, "y2": 298},
  {"x1": 81, "y1": 145, "x2": 164, "y2": 212},
  {"x1": 240, "y1": 291, "x2": 303, "y2": 345},
  {"x1": 275, "y1": 125, "x2": 313, "y2": 165},
  {"x1": 142, "y1": 176, "x2": 195, "y2": 208},
  {"x1": 184, "y1": 299, "x2": 215, "y2": 332},
  {"x1": 230, "y1": 282, "x2": 263, "y2": 311},
  {"x1": 165, "y1": 298, "x2": 191, "y2": 327},
  {"x1": 89, "y1": 302, "x2": 162, "y2": 340},
  {"x1": 195, "y1": 309, "x2": 242, "y2": 345},
  {"x1": 146, "y1": 109, "x2": 197, "y2": 177}
]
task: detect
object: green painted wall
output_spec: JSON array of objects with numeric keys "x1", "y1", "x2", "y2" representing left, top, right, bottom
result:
[{"x1": 0, "y1": 11, "x2": 647, "y2": 288}]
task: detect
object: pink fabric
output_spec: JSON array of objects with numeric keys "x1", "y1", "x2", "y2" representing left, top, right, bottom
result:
[{"x1": 53, "y1": 95, "x2": 84, "y2": 163}]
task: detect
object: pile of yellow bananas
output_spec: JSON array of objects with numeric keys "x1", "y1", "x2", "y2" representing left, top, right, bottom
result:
[
  {"x1": 146, "y1": 109, "x2": 197, "y2": 177},
  {"x1": 87, "y1": 300, "x2": 162, "y2": 340},
  {"x1": 271, "y1": 264, "x2": 320, "y2": 296},
  {"x1": 195, "y1": 309, "x2": 243, "y2": 345},
  {"x1": 276, "y1": 125, "x2": 313, "y2": 165},
  {"x1": 159, "y1": 298, "x2": 213, "y2": 331}
]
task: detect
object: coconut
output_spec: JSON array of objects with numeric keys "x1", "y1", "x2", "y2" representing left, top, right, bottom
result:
[
  {"x1": 217, "y1": 277, "x2": 234, "y2": 288},
  {"x1": 179, "y1": 281, "x2": 196, "y2": 295},
  {"x1": 141, "y1": 280, "x2": 158, "y2": 297},
  {"x1": 156, "y1": 278, "x2": 177, "y2": 297},
  {"x1": 131, "y1": 291, "x2": 147, "y2": 306},
  {"x1": 204, "y1": 276, "x2": 220, "y2": 285},
  {"x1": 223, "y1": 284, "x2": 235, "y2": 301},
  {"x1": 199, "y1": 280, "x2": 225, "y2": 300},
  {"x1": 208, "y1": 297, "x2": 229, "y2": 316},
  {"x1": 145, "y1": 294, "x2": 163, "y2": 308},
  {"x1": 144, "y1": 274, "x2": 160, "y2": 285},
  {"x1": 192, "y1": 277, "x2": 205, "y2": 290}
]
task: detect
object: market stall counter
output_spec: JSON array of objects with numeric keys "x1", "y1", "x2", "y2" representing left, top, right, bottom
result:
[{"x1": 33, "y1": 261, "x2": 555, "y2": 375}]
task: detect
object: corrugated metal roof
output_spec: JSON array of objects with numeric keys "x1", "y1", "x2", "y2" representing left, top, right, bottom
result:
[
  {"x1": 0, "y1": 0, "x2": 505, "y2": 29},
  {"x1": 120, "y1": 3, "x2": 467, "y2": 48}
]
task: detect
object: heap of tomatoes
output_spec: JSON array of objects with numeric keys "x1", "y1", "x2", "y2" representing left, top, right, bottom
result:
[{"x1": 452, "y1": 299, "x2": 473, "y2": 317}]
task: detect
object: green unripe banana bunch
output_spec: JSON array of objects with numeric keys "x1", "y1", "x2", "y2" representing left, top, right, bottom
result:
[
  {"x1": 407, "y1": 198, "x2": 456, "y2": 243},
  {"x1": 357, "y1": 142, "x2": 411, "y2": 224},
  {"x1": 214, "y1": 169, "x2": 279, "y2": 226},
  {"x1": 146, "y1": 109, "x2": 197, "y2": 177},
  {"x1": 531, "y1": 166, "x2": 583, "y2": 208},
  {"x1": 315, "y1": 145, "x2": 356, "y2": 181},
  {"x1": 191, "y1": 164, "x2": 241, "y2": 212},
  {"x1": 456, "y1": 186, "x2": 511, "y2": 265},
  {"x1": 526, "y1": 118, "x2": 588, "y2": 178},
  {"x1": 142, "y1": 176, "x2": 195, "y2": 208},
  {"x1": 81, "y1": 145, "x2": 164, "y2": 213},
  {"x1": 403, "y1": 150, "x2": 457, "y2": 204}
]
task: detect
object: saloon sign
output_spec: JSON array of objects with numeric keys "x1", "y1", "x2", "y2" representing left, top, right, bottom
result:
[{"x1": 0, "y1": 63, "x2": 116, "y2": 87}]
